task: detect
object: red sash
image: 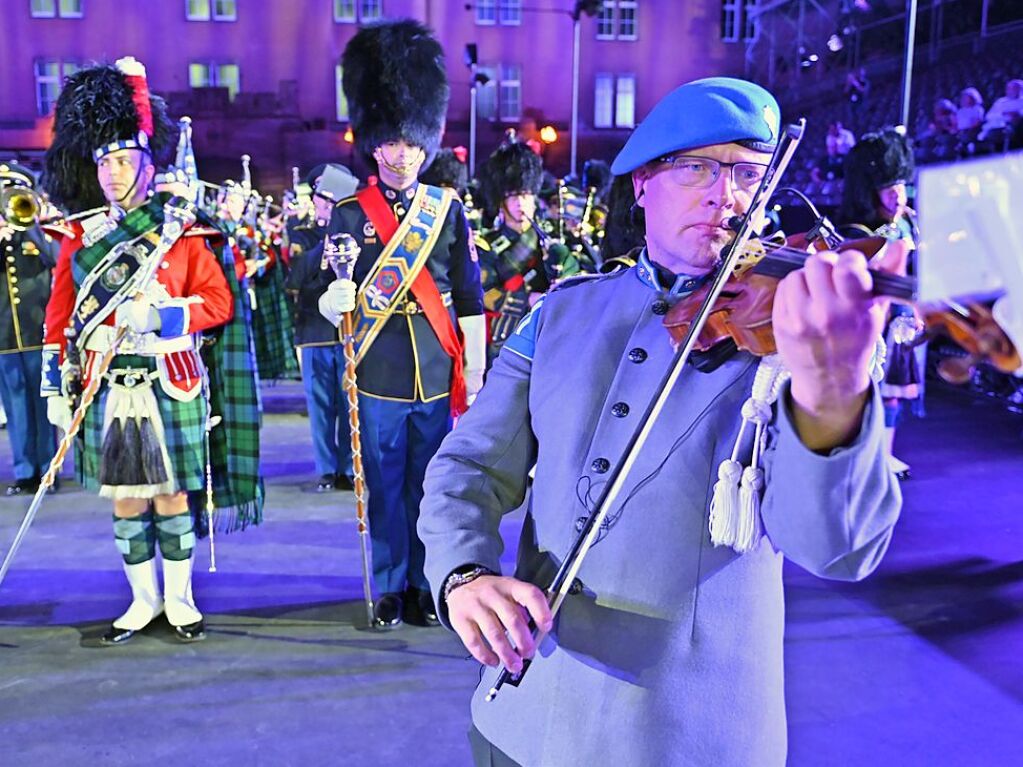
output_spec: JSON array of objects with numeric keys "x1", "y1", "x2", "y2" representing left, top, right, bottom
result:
[{"x1": 356, "y1": 184, "x2": 467, "y2": 416}]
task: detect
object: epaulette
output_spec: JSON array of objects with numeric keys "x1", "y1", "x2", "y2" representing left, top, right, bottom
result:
[
  {"x1": 42, "y1": 223, "x2": 75, "y2": 240},
  {"x1": 473, "y1": 232, "x2": 491, "y2": 252},
  {"x1": 334, "y1": 195, "x2": 359, "y2": 208},
  {"x1": 548, "y1": 269, "x2": 622, "y2": 294},
  {"x1": 185, "y1": 226, "x2": 226, "y2": 245},
  {"x1": 598, "y1": 254, "x2": 638, "y2": 274}
]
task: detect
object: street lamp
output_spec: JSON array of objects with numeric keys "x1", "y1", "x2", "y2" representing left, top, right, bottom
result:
[
  {"x1": 570, "y1": 1, "x2": 603, "y2": 178},
  {"x1": 464, "y1": 43, "x2": 492, "y2": 177}
]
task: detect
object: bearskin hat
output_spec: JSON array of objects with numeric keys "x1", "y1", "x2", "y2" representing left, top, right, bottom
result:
[
  {"x1": 341, "y1": 20, "x2": 450, "y2": 168},
  {"x1": 839, "y1": 127, "x2": 915, "y2": 229},
  {"x1": 42, "y1": 60, "x2": 176, "y2": 213},
  {"x1": 419, "y1": 147, "x2": 469, "y2": 195},
  {"x1": 478, "y1": 137, "x2": 544, "y2": 216}
]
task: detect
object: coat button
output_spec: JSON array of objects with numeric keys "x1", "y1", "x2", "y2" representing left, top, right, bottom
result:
[
  {"x1": 12, "y1": 297, "x2": 20, "y2": 305},
  {"x1": 6, "y1": 256, "x2": 14, "y2": 263},
  {"x1": 160, "y1": 261, "x2": 170, "y2": 269},
  {"x1": 628, "y1": 347, "x2": 647, "y2": 363},
  {"x1": 590, "y1": 457, "x2": 610, "y2": 474},
  {"x1": 611, "y1": 402, "x2": 629, "y2": 418},
  {"x1": 651, "y1": 299, "x2": 669, "y2": 315}
]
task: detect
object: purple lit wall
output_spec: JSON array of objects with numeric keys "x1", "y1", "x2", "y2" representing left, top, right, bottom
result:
[{"x1": 1, "y1": 0, "x2": 743, "y2": 191}]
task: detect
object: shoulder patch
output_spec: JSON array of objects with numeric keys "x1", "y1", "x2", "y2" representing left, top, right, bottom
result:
[{"x1": 503, "y1": 295, "x2": 545, "y2": 362}]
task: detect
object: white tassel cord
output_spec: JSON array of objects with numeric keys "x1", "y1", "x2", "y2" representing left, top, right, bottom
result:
[{"x1": 709, "y1": 355, "x2": 789, "y2": 554}]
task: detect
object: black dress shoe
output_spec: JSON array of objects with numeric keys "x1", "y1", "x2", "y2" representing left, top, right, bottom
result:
[
  {"x1": 403, "y1": 587, "x2": 440, "y2": 627},
  {"x1": 334, "y1": 474, "x2": 355, "y2": 491},
  {"x1": 100, "y1": 625, "x2": 137, "y2": 645},
  {"x1": 172, "y1": 620, "x2": 206, "y2": 643},
  {"x1": 5, "y1": 477, "x2": 40, "y2": 497},
  {"x1": 316, "y1": 474, "x2": 336, "y2": 493},
  {"x1": 373, "y1": 593, "x2": 403, "y2": 629}
]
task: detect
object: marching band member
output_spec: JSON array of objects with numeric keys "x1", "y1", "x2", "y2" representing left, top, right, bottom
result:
[
  {"x1": 41, "y1": 58, "x2": 234, "y2": 645},
  {"x1": 419, "y1": 77, "x2": 902, "y2": 766},
  {"x1": 316, "y1": 20, "x2": 485, "y2": 628}
]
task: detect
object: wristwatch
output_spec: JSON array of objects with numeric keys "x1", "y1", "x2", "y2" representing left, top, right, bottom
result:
[{"x1": 442, "y1": 564, "x2": 496, "y2": 604}]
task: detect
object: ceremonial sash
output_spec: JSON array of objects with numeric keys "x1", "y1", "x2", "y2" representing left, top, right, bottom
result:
[
  {"x1": 354, "y1": 183, "x2": 467, "y2": 415},
  {"x1": 71, "y1": 197, "x2": 189, "y2": 353}
]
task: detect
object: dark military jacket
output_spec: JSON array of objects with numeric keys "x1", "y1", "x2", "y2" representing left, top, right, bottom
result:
[
  {"x1": 0, "y1": 224, "x2": 58, "y2": 352},
  {"x1": 323, "y1": 181, "x2": 483, "y2": 401},
  {"x1": 284, "y1": 223, "x2": 343, "y2": 347}
]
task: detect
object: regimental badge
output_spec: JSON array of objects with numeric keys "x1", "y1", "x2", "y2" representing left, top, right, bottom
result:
[
  {"x1": 291, "y1": 243, "x2": 304, "y2": 257},
  {"x1": 420, "y1": 195, "x2": 439, "y2": 218},
  {"x1": 101, "y1": 262, "x2": 131, "y2": 291},
  {"x1": 763, "y1": 104, "x2": 779, "y2": 142},
  {"x1": 77, "y1": 295, "x2": 100, "y2": 322},
  {"x1": 22, "y1": 242, "x2": 40, "y2": 256},
  {"x1": 403, "y1": 231, "x2": 424, "y2": 254},
  {"x1": 363, "y1": 221, "x2": 376, "y2": 238}
]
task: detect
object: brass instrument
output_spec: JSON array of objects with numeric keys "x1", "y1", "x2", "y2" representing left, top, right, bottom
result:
[{"x1": 1, "y1": 187, "x2": 44, "y2": 230}]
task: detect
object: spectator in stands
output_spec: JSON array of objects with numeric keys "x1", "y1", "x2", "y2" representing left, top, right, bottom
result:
[
  {"x1": 956, "y1": 87, "x2": 985, "y2": 152},
  {"x1": 825, "y1": 121, "x2": 856, "y2": 176},
  {"x1": 844, "y1": 66, "x2": 870, "y2": 127},
  {"x1": 978, "y1": 79, "x2": 1023, "y2": 150},
  {"x1": 916, "y1": 98, "x2": 959, "y2": 162}
]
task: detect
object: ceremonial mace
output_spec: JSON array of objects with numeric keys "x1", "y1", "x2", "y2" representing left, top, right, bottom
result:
[
  {"x1": 322, "y1": 232, "x2": 375, "y2": 626},
  {"x1": 0, "y1": 202, "x2": 196, "y2": 589}
]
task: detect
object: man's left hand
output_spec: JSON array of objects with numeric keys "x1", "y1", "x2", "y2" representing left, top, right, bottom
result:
[{"x1": 772, "y1": 247, "x2": 897, "y2": 450}]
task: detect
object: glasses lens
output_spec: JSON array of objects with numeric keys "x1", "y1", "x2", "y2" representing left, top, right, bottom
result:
[
  {"x1": 734, "y1": 163, "x2": 767, "y2": 190},
  {"x1": 668, "y1": 157, "x2": 717, "y2": 187}
]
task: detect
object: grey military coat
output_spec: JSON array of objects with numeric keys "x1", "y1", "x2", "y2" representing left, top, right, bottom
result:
[{"x1": 420, "y1": 264, "x2": 901, "y2": 767}]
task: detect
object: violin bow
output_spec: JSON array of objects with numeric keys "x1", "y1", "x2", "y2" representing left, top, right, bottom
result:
[{"x1": 485, "y1": 119, "x2": 808, "y2": 702}]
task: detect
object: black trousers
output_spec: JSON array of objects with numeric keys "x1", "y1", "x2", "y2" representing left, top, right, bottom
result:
[{"x1": 468, "y1": 725, "x2": 522, "y2": 767}]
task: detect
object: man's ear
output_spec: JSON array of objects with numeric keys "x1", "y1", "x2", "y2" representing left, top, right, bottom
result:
[{"x1": 631, "y1": 169, "x2": 647, "y2": 208}]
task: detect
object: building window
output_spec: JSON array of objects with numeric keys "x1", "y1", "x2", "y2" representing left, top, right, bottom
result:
[
  {"x1": 189, "y1": 62, "x2": 240, "y2": 100},
  {"x1": 722, "y1": 0, "x2": 740, "y2": 42},
  {"x1": 476, "y1": 65, "x2": 498, "y2": 119},
  {"x1": 475, "y1": 0, "x2": 496, "y2": 25},
  {"x1": 614, "y1": 75, "x2": 635, "y2": 128},
  {"x1": 596, "y1": 2, "x2": 614, "y2": 39},
  {"x1": 596, "y1": 1, "x2": 638, "y2": 41},
  {"x1": 360, "y1": 0, "x2": 382, "y2": 21},
  {"x1": 334, "y1": 0, "x2": 383, "y2": 23},
  {"x1": 742, "y1": 0, "x2": 758, "y2": 41},
  {"x1": 618, "y1": 1, "x2": 637, "y2": 39},
  {"x1": 335, "y1": 64, "x2": 350, "y2": 122},
  {"x1": 186, "y1": 0, "x2": 235, "y2": 20},
  {"x1": 31, "y1": 0, "x2": 82, "y2": 17},
  {"x1": 213, "y1": 0, "x2": 236, "y2": 20},
  {"x1": 334, "y1": 0, "x2": 355, "y2": 22},
  {"x1": 34, "y1": 60, "x2": 77, "y2": 116},
  {"x1": 594, "y1": 73, "x2": 634, "y2": 128},
  {"x1": 498, "y1": 64, "x2": 522, "y2": 122},
  {"x1": 498, "y1": 0, "x2": 521, "y2": 25}
]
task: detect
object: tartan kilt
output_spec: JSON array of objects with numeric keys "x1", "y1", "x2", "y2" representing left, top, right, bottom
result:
[
  {"x1": 251, "y1": 267, "x2": 298, "y2": 381},
  {"x1": 76, "y1": 354, "x2": 208, "y2": 493}
]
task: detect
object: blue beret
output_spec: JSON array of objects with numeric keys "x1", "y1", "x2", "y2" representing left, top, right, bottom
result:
[{"x1": 610, "y1": 77, "x2": 781, "y2": 175}]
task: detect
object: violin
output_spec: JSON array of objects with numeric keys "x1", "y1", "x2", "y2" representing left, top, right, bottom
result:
[
  {"x1": 663, "y1": 234, "x2": 917, "y2": 355},
  {"x1": 924, "y1": 302, "x2": 1022, "y2": 384}
]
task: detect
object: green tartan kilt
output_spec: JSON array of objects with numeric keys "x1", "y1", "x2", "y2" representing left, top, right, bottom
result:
[{"x1": 77, "y1": 355, "x2": 207, "y2": 494}]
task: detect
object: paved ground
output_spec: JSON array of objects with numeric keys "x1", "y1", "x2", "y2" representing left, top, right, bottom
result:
[{"x1": 0, "y1": 382, "x2": 1021, "y2": 766}]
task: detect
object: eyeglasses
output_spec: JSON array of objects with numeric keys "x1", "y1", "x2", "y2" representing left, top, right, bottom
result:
[{"x1": 656, "y1": 155, "x2": 769, "y2": 192}]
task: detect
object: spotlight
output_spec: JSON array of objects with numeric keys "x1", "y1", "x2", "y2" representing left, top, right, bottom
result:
[
  {"x1": 343, "y1": 127, "x2": 354, "y2": 144},
  {"x1": 827, "y1": 34, "x2": 844, "y2": 52},
  {"x1": 539, "y1": 125, "x2": 558, "y2": 144}
]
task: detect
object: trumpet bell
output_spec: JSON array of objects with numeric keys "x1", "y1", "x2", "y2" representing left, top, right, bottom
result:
[{"x1": 1, "y1": 187, "x2": 43, "y2": 230}]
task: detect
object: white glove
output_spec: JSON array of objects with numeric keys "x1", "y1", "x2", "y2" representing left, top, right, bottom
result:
[
  {"x1": 46, "y1": 396, "x2": 72, "y2": 433},
  {"x1": 115, "y1": 299, "x2": 161, "y2": 333},
  {"x1": 318, "y1": 279, "x2": 357, "y2": 327},
  {"x1": 458, "y1": 314, "x2": 488, "y2": 406}
]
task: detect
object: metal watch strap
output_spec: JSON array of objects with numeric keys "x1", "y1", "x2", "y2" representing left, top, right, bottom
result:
[{"x1": 442, "y1": 565, "x2": 496, "y2": 604}]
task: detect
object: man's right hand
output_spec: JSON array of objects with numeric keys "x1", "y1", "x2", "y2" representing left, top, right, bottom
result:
[
  {"x1": 446, "y1": 575, "x2": 553, "y2": 674},
  {"x1": 317, "y1": 279, "x2": 357, "y2": 327},
  {"x1": 46, "y1": 396, "x2": 72, "y2": 433}
]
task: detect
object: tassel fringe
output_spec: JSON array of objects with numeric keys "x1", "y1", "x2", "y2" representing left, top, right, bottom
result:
[{"x1": 708, "y1": 354, "x2": 789, "y2": 554}]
